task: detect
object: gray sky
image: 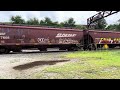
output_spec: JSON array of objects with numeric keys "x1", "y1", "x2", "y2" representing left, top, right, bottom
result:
[{"x1": 0, "y1": 11, "x2": 120, "y2": 25}]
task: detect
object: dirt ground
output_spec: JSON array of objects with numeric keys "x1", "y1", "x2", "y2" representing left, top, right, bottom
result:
[{"x1": 0, "y1": 49, "x2": 70, "y2": 79}]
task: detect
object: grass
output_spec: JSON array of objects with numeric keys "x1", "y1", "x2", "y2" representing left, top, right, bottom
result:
[
  {"x1": 0, "y1": 76, "x2": 5, "y2": 79},
  {"x1": 32, "y1": 50, "x2": 120, "y2": 79}
]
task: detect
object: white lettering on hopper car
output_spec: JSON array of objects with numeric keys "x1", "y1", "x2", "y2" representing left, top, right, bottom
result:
[
  {"x1": 0, "y1": 36, "x2": 10, "y2": 39},
  {"x1": 56, "y1": 33, "x2": 77, "y2": 38},
  {"x1": 0, "y1": 33, "x2": 6, "y2": 35}
]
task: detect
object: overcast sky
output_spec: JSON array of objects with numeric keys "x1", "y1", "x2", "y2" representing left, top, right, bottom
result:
[{"x1": 0, "y1": 11, "x2": 120, "y2": 25}]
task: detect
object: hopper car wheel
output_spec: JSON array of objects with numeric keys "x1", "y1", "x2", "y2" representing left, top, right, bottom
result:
[
  {"x1": 59, "y1": 48, "x2": 66, "y2": 50},
  {"x1": 0, "y1": 48, "x2": 10, "y2": 54},
  {"x1": 88, "y1": 44, "x2": 96, "y2": 51},
  {"x1": 38, "y1": 48, "x2": 47, "y2": 51},
  {"x1": 74, "y1": 47, "x2": 79, "y2": 51},
  {"x1": 67, "y1": 47, "x2": 75, "y2": 51},
  {"x1": 13, "y1": 49, "x2": 22, "y2": 52},
  {"x1": 83, "y1": 46, "x2": 88, "y2": 51},
  {"x1": 5, "y1": 50, "x2": 10, "y2": 54}
]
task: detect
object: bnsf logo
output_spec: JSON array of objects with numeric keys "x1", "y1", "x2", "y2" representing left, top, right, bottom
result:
[{"x1": 56, "y1": 33, "x2": 77, "y2": 38}]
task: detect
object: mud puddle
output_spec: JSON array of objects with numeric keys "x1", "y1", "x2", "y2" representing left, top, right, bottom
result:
[{"x1": 13, "y1": 60, "x2": 70, "y2": 70}]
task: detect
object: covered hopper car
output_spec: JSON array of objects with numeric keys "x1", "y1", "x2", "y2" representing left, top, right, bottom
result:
[
  {"x1": 0, "y1": 25, "x2": 84, "y2": 54},
  {"x1": 83, "y1": 30, "x2": 120, "y2": 50}
]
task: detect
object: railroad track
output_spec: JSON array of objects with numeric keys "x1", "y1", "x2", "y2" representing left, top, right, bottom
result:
[{"x1": 1, "y1": 47, "x2": 120, "y2": 55}]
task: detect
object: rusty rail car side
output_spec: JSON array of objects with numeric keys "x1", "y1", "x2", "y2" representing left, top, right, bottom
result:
[
  {"x1": 0, "y1": 25, "x2": 84, "y2": 54},
  {"x1": 84, "y1": 30, "x2": 120, "y2": 50}
]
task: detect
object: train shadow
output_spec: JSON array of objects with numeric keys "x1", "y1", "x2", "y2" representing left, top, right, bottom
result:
[{"x1": 13, "y1": 60, "x2": 70, "y2": 70}]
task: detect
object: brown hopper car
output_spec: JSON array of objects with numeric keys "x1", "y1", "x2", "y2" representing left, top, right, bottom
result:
[
  {"x1": 0, "y1": 25, "x2": 84, "y2": 54},
  {"x1": 84, "y1": 30, "x2": 120, "y2": 50}
]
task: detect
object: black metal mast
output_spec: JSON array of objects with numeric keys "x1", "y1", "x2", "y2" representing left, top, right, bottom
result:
[{"x1": 87, "y1": 11, "x2": 119, "y2": 29}]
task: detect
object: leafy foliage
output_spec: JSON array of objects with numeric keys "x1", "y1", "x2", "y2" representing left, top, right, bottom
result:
[
  {"x1": 10, "y1": 15, "x2": 120, "y2": 31},
  {"x1": 75, "y1": 25, "x2": 87, "y2": 30},
  {"x1": 106, "y1": 20, "x2": 120, "y2": 31},
  {"x1": 10, "y1": 15, "x2": 25, "y2": 24},
  {"x1": 26, "y1": 18, "x2": 39, "y2": 25},
  {"x1": 40, "y1": 17, "x2": 59, "y2": 27},
  {"x1": 94, "y1": 18, "x2": 107, "y2": 29},
  {"x1": 61, "y1": 18, "x2": 76, "y2": 27}
]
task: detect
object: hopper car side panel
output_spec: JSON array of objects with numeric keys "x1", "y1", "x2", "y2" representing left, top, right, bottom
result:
[
  {"x1": 0, "y1": 26, "x2": 83, "y2": 45},
  {"x1": 88, "y1": 30, "x2": 120, "y2": 49},
  {"x1": 0, "y1": 27, "x2": 29, "y2": 45},
  {"x1": 29, "y1": 29, "x2": 83, "y2": 45},
  {"x1": 0, "y1": 25, "x2": 84, "y2": 53},
  {"x1": 28, "y1": 29, "x2": 84, "y2": 50}
]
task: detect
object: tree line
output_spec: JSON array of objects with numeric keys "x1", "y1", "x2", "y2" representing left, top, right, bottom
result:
[
  {"x1": 106, "y1": 20, "x2": 120, "y2": 31},
  {"x1": 9, "y1": 15, "x2": 120, "y2": 31},
  {"x1": 10, "y1": 15, "x2": 85, "y2": 29}
]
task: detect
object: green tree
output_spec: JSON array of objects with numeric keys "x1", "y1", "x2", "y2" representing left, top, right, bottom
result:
[
  {"x1": 39, "y1": 17, "x2": 53, "y2": 26},
  {"x1": 40, "y1": 17, "x2": 59, "y2": 27},
  {"x1": 59, "y1": 22, "x2": 65, "y2": 27},
  {"x1": 10, "y1": 15, "x2": 25, "y2": 24},
  {"x1": 51, "y1": 21, "x2": 60, "y2": 27},
  {"x1": 44, "y1": 17, "x2": 53, "y2": 25},
  {"x1": 60, "y1": 18, "x2": 76, "y2": 27},
  {"x1": 116, "y1": 20, "x2": 120, "y2": 30},
  {"x1": 26, "y1": 18, "x2": 39, "y2": 25},
  {"x1": 40, "y1": 17, "x2": 53, "y2": 26},
  {"x1": 75, "y1": 25, "x2": 87, "y2": 30},
  {"x1": 116, "y1": 24, "x2": 120, "y2": 31},
  {"x1": 106, "y1": 19, "x2": 120, "y2": 31},
  {"x1": 40, "y1": 20, "x2": 46, "y2": 26},
  {"x1": 106, "y1": 24, "x2": 117, "y2": 30},
  {"x1": 106, "y1": 24, "x2": 120, "y2": 31},
  {"x1": 94, "y1": 18, "x2": 107, "y2": 29}
]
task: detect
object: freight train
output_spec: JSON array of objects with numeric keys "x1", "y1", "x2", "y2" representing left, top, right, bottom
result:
[{"x1": 0, "y1": 24, "x2": 120, "y2": 54}]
